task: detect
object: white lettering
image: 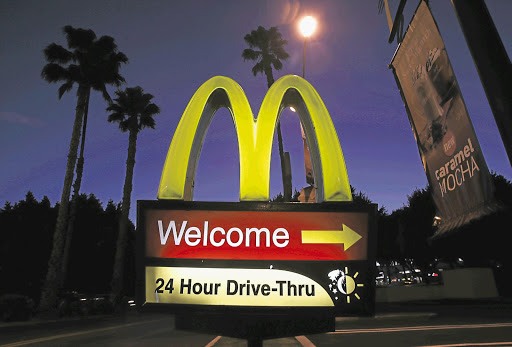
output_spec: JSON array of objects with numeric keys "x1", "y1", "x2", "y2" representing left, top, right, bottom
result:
[
  {"x1": 158, "y1": 220, "x2": 291, "y2": 248},
  {"x1": 461, "y1": 160, "x2": 472, "y2": 181},
  {"x1": 185, "y1": 226, "x2": 201, "y2": 246},
  {"x1": 158, "y1": 220, "x2": 187, "y2": 245},
  {"x1": 471, "y1": 156, "x2": 480, "y2": 174},
  {"x1": 439, "y1": 179, "x2": 447, "y2": 197},
  {"x1": 210, "y1": 227, "x2": 225, "y2": 247},
  {"x1": 436, "y1": 137, "x2": 478, "y2": 181},
  {"x1": 273, "y1": 228, "x2": 289, "y2": 248},
  {"x1": 447, "y1": 174, "x2": 456, "y2": 191},
  {"x1": 455, "y1": 167, "x2": 463, "y2": 186},
  {"x1": 245, "y1": 227, "x2": 270, "y2": 247},
  {"x1": 158, "y1": 220, "x2": 170, "y2": 245},
  {"x1": 203, "y1": 221, "x2": 208, "y2": 246},
  {"x1": 227, "y1": 227, "x2": 243, "y2": 247}
]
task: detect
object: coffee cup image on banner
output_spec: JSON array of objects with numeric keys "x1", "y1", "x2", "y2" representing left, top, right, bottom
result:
[{"x1": 412, "y1": 47, "x2": 458, "y2": 154}]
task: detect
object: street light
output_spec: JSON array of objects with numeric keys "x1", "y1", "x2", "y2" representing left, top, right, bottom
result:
[
  {"x1": 299, "y1": 16, "x2": 317, "y2": 78},
  {"x1": 297, "y1": 16, "x2": 317, "y2": 198}
]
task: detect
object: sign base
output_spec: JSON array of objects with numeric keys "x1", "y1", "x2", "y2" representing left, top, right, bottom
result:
[{"x1": 175, "y1": 308, "x2": 335, "y2": 340}]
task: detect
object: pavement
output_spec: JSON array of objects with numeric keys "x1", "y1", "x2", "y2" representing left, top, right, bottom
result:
[
  {"x1": 375, "y1": 297, "x2": 512, "y2": 319},
  {"x1": 1, "y1": 297, "x2": 511, "y2": 332}
]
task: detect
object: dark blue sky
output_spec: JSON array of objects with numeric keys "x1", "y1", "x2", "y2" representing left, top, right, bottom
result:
[{"x1": 1, "y1": 0, "x2": 511, "y2": 222}]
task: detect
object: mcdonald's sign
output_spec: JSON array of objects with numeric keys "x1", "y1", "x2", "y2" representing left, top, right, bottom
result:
[
  {"x1": 137, "y1": 76, "x2": 377, "y2": 318},
  {"x1": 157, "y1": 75, "x2": 352, "y2": 203}
]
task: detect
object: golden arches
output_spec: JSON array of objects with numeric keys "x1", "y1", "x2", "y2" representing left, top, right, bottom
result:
[{"x1": 157, "y1": 75, "x2": 352, "y2": 202}]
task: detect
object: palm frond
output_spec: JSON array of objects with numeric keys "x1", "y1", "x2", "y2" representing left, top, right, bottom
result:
[
  {"x1": 67, "y1": 64, "x2": 83, "y2": 83},
  {"x1": 140, "y1": 91, "x2": 155, "y2": 104},
  {"x1": 242, "y1": 49, "x2": 260, "y2": 61},
  {"x1": 243, "y1": 33, "x2": 257, "y2": 48},
  {"x1": 63, "y1": 26, "x2": 96, "y2": 51},
  {"x1": 273, "y1": 45, "x2": 290, "y2": 60},
  {"x1": 114, "y1": 51, "x2": 129, "y2": 65},
  {"x1": 251, "y1": 61, "x2": 264, "y2": 76},
  {"x1": 107, "y1": 105, "x2": 127, "y2": 130},
  {"x1": 272, "y1": 58, "x2": 283, "y2": 71},
  {"x1": 140, "y1": 115, "x2": 156, "y2": 130},
  {"x1": 255, "y1": 26, "x2": 269, "y2": 46},
  {"x1": 58, "y1": 81, "x2": 74, "y2": 99},
  {"x1": 106, "y1": 102, "x2": 124, "y2": 114},
  {"x1": 41, "y1": 63, "x2": 69, "y2": 83},
  {"x1": 102, "y1": 71, "x2": 126, "y2": 87},
  {"x1": 100, "y1": 85, "x2": 112, "y2": 104},
  {"x1": 107, "y1": 111, "x2": 124, "y2": 123},
  {"x1": 267, "y1": 27, "x2": 280, "y2": 42},
  {"x1": 144, "y1": 103, "x2": 160, "y2": 117},
  {"x1": 43, "y1": 43, "x2": 74, "y2": 64},
  {"x1": 94, "y1": 35, "x2": 117, "y2": 56}
]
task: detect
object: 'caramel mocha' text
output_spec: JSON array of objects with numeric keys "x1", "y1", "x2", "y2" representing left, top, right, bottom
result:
[{"x1": 434, "y1": 137, "x2": 480, "y2": 197}]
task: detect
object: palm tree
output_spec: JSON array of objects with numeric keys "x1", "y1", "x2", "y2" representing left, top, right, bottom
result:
[
  {"x1": 107, "y1": 86, "x2": 160, "y2": 306},
  {"x1": 242, "y1": 26, "x2": 292, "y2": 201},
  {"x1": 40, "y1": 26, "x2": 128, "y2": 311}
]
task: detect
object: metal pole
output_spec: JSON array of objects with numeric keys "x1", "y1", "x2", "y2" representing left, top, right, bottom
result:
[
  {"x1": 451, "y1": 0, "x2": 512, "y2": 167},
  {"x1": 384, "y1": 0, "x2": 393, "y2": 33},
  {"x1": 303, "y1": 38, "x2": 306, "y2": 78},
  {"x1": 388, "y1": 0, "x2": 407, "y2": 43},
  {"x1": 300, "y1": 36, "x2": 315, "y2": 197}
]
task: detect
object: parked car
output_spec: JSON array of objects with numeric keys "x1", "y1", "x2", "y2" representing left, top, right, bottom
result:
[
  {"x1": 90, "y1": 294, "x2": 114, "y2": 314},
  {"x1": 57, "y1": 291, "x2": 91, "y2": 317}
]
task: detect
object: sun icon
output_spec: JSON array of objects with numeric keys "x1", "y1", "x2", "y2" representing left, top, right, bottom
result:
[{"x1": 336, "y1": 267, "x2": 364, "y2": 303}]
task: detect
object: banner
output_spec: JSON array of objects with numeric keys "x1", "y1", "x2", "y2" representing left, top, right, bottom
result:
[{"x1": 390, "y1": 1, "x2": 496, "y2": 235}]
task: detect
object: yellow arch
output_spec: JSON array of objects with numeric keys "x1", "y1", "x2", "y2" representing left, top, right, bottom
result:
[{"x1": 157, "y1": 75, "x2": 352, "y2": 202}]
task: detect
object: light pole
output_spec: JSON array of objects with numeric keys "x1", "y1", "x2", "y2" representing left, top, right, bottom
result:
[
  {"x1": 300, "y1": 16, "x2": 317, "y2": 78},
  {"x1": 297, "y1": 16, "x2": 317, "y2": 202}
]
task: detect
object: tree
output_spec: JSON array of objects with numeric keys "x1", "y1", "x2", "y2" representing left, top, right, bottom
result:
[
  {"x1": 107, "y1": 86, "x2": 160, "y2": 305},
  {"x1": 40, "y1": 26, "x2": 128, "y2": 311},
  {"x1": 0, "y1": 192, "x2": 57, "y2": 302},
  {"x1": 242, "y1": 26, "x2": 292, "y2": 201},
  {"x1": 64, "y1": 194, "x2": 126, "y2": 295},
  {"x1": 381, "y1": 173, "x2": 512, "y2": 287},
  {"x1": 270, "y1": 189, "x2": 301, "y2": 202},
  {"x1": 0, "y1": 193, "x2": 132, "y2": 303}
]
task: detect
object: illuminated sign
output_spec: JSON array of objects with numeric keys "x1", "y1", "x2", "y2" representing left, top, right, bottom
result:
[
  {"x1": 137, "y1": 200, "x2": 376, "y2": 315},
  {"x1": 137, "y1": 76, "x2": 376, "y2": 318},
  {"x1": 145, "y1": 266, "x2": 333, "y2": 307},
  {"x1": 144, "y1": 206, "x2": 368, "y2": 261},
  {"x1": 157, "y1": 75, "x2": 352, "y2": 203}
]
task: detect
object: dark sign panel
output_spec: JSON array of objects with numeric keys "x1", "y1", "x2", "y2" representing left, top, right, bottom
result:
[
  {"x1": 390, "y1": 1, "x2": 496, "y2": 235},
  {"x1": 137, "y1": 200, "x2": 376, "y2": 316}
]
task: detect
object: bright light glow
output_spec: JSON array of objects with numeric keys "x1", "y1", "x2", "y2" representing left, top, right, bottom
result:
[
  {"x1": 300, "y1": 16, "x2": 317, "y2": 38},
  {"x1": 289, "y1": 106, "x2": 296, "y2": 112}
]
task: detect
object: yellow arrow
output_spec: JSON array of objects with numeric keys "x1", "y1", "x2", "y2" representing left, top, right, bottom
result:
[{"x1": 301, "y1": 224, "x2": 362, "y2": 250}]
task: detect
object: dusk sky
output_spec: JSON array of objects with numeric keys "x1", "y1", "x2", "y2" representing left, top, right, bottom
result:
[{"x1": 1, "y1": 0, "x2": 511, "y2": 224}]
